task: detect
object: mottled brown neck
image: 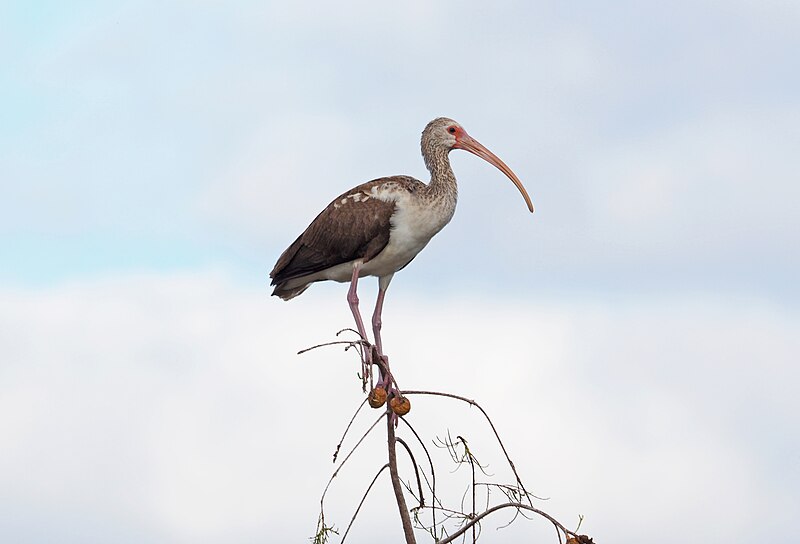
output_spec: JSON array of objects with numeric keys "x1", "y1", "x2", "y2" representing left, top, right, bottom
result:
[{"x1": 422, "y1": 140, "x2": 458, "y2": 204}]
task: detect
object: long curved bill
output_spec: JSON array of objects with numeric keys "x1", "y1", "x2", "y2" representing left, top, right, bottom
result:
[{"x1": 455, "y1": 133, "x2": 534, "y2": 213}]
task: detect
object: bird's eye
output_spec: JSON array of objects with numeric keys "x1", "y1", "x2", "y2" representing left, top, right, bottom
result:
[{"x1": 448, "y1": 127, "x2": 456, "y2": 134}]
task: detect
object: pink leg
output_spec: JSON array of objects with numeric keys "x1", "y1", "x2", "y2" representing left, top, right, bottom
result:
[
  {"x1": 370, "y1": 276, "x2": 400, "y2": 427},
  {"x1": 372, "y1": 286, "x2": 387, "y2": 355},
  {"x1": 372, "y1": 274, "x2": 393, "y2": 356},
  {"x1": 347, "y1": 263, "x2": 370, "y2": 344},
  {"x1": 347, "y1": 263, "x2": 374, "y2": 387},
  {"x1": 371, "y1": 275, "x2": 398, "y2": 397}
]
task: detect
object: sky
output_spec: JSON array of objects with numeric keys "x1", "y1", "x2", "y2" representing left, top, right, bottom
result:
[{"x1": 1, "y1": 1, "x2": 798, "y2": 543}]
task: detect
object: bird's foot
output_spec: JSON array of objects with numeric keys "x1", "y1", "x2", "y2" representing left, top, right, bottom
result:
[
  {"x1": 372, "y1": 350, "x2": 395, "y2": 392},
  {"x1": 369, "y1": 352, "x2": 409, "y2": 427}
]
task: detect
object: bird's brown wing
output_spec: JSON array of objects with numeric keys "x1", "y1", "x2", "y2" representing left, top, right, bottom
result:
[{"x1": 270, "y1": 178, "x2": 399, "y2": 285}]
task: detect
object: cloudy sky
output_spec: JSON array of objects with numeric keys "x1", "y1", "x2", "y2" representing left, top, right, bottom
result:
[{"x1": 1, "y1": 1, "x2": 798, "y2": 542}]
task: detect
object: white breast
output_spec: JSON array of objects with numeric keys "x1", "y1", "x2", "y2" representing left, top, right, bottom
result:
[
  {"x1": 361, "y1": 186, "x2": 455, "y2": 278},
  {"x1": 315, "y1": 182, "x2": 456, "y2": 284}
]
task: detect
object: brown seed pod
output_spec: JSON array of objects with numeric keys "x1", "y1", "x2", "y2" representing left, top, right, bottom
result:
[
  {"x1": 368, "y1": 386, "x2": 387, "y2": 408},
  {"x1": 389, "y1": 395, "x2": 411, "y2": 416},
  {"x1": 566, "y1": 537, "x2": 594, "y2": 544}
]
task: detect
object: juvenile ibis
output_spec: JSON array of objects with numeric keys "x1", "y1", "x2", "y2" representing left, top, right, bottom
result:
[{"x1": 270, "y1": 117, "x2": 533, "y2": 384}]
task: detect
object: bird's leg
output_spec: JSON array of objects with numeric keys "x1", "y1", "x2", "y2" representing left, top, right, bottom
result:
[
  {"x1": 347, "y1": 262, "x2": 372, "y2": 384},
  {"x1": 372, "y1": 276, "x2": 395, "y2": 389},
  {"x1": 371, "y1": 285, "x2": 387, "y2": 356},
  {"x1": 371, "y1": 275, "x2": 401, "y2": 418}
]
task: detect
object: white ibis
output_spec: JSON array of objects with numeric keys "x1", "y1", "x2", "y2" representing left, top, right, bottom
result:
[{"x1": 270, "y1": 117, "x2": 533, "y2": 386}]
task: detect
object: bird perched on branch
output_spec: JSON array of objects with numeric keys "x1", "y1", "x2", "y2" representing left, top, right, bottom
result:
[{"x1": 270, "y1": 117, "x2": 533, "y2": 390}]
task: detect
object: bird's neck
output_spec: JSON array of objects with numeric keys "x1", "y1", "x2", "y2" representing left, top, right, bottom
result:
[{"x1": 423, "y1": 145, "x2": 458, "y2": 202}]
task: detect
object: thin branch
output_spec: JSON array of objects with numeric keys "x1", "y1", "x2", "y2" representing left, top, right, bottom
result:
[
  {"x1": 333, "y1": 398, "x2": 369, "y2": 463},
  {"x1": 388, "y1": 415, "x2": 417, "y2": 544},
  {"x1": 474, "y1": 482, "x2": 549, "y2": 502},
  {"x1": 401, "y1": 418, "x2": 441, "y2": 536},
  {"x1": 395, "y1": 436, "x2": 425, "y2": 508},
  {"x1": 297, "y1": 326, "x2": 369, "y2": 356},
  {"x1": 466, "y1": 438, "x2": 476, "y2": 544},
  {"x1": 404, "y1": 390, "x2": 534, "y2": 507},
  {"x1": 475, "y1": 482, "x2": 539, "y2": 529},
  {"x1": 297, "y1": 339, "x2": 367, "y2": 355},
  {"x1": 341, "y1": 463, "x2": 390, "y2": 543},
  {"x1": 302, "y1": 335, "x2": 590, "y2": 544},
  {"x1": 436, "y1": 502, "x2": 574, "y2": 544},
  {"x1": 321, "y1": 414, "x2": 384, "y2": 508},
  {"x1": 433, "y1": 430, "x2": 459, "y2": 465},
  {"x1": 297, "y1": 328, "x2": 373, "y2": 389}
]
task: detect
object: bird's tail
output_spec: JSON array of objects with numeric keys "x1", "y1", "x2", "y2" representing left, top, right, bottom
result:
[{"x1": 271, "y1": 281, "x2": 311, "y2": 301}]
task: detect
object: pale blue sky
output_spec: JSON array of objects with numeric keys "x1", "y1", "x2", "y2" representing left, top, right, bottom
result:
[
  {"x1": 1, "y1": 2, "x2": 798, "y2": 543},
  {"x1": 3, "y1": 1, "x2": 798, "y2": 300}
]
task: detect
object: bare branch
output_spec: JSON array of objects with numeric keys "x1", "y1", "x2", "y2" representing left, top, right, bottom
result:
[
  {"x1": 474, "y1": 482, "x2": 549, "y2": 502},
  {"x1": 301, "y1": 333, "x2": 592, "y2": 544},
  {"x1": 297, "y1": 339, "x2": 367, "y2": 355},
  {"x1": 388, "y1": 415, "x2": 417, "y2": 544},
  {"x1": 341, "y1": 463, "x2": 390, "y2": 543},
  {"x1": 395, "y1": 436, "x2": 425, "y2": 508},
  {"x1": 436, "y1": 502, "x2": 574, "y2": 544},
  {"x1": 400, "y1": 418, "x2": 442, "y2": 535},
  {"x1": 404, "y1": 390, "x2": 534, "y2": 507},
  {"x1": 321, "y1": 414, "x2": 384, "y2": 508},
  {"x1": 466, "y1": 437, "x2": 476, "y2": 544},
  {"x1": 333, "y1": 398, "x2": 369, "y2": 463},
  {"x1": 298, "y1": 329, "x2": 375, "y2": 390}
]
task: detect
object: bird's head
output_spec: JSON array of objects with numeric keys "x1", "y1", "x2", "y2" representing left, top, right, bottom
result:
[
  {"x1": 422, "y1": 117, "x2": 534, "y2": 213},
  {"x1": 422, "y1": 117, "x2": 462, "y2": 149}
]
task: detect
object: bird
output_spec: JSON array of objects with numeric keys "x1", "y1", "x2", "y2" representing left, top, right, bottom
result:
[{"x1": 270, "y1": 117, "x2": 533, "y2": 389}]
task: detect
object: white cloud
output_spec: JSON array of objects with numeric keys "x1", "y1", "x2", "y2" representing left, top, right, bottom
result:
[
  {"x1": 1, "y1": 272, "x2": 796, "y2": 542},
  {"x1": 583, "y1": 107, "x2": 800, "y2": 254},
  {"x1": 195, "y1": 112, "x2": 365, "y2": 244}
]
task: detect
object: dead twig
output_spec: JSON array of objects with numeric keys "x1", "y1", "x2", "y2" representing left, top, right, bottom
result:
[
  {"x1": 333, "y1": 398, "x2": 369, "y2": 463},
  {"x1": 341, "y1": 463, "x2": 390, "y2": 543},
  {"x1": 320, "y1": 414, "x2": 384, "y2": 518},
  {"x1": 302, "y1": 333, "x2": 592, "y2": 544},
  {"x1": 404, "y1": 390, "x2": 533, "y2": 507},
  {"x1": 388, "y1": 414, "x2": 417, "y2": 544},
  {"x1": 395, "y1": 436, "x2": 425, "y2": 508},
  {"x1": 401, "y1": 418, "x2": 443, "y2": 540},
  {"x1": 435, "y1": 502, "x2": 576, "y2": 544}
]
